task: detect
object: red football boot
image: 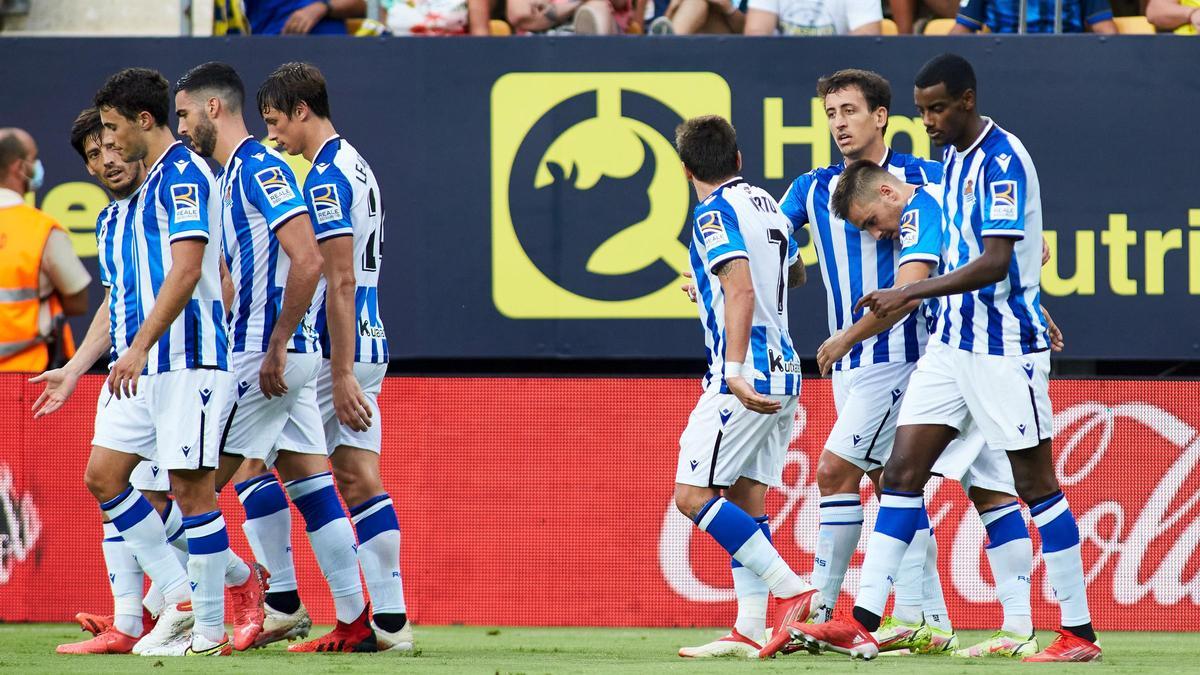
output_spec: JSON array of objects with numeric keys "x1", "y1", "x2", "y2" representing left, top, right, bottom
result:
[
  {"x1": 74, "y1": 612, "x2": 113, "y2": 636},
  {"x1": 783, "y1": 616, "x2": 879, "y2": 660},
  {"x1": 57, "y1": 627, "x2": 139, "y2": 654},
  {"x1": 287, "y1": 606, "x2": 378, "y2": 653},
  {"x1": 758, "y1": 588, "x2": 821, "y2": 658},
  {"x1": 228, "y1": 562, "x2": 270, "y2": 651},
  {"x1": 1023, "y1": 630, "x2": 1102, "y2": 662}
]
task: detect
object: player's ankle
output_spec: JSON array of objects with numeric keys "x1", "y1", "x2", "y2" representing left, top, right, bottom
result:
[
  {"x1": 373, "y1": 612, "x2": 407, "y2": 632},
  {"x1": 266, "y1": 590, "x2": 301, "y2": 614},
  {"x1": 1062, "y1": 622, "x2": 1096, "y2": 643}
]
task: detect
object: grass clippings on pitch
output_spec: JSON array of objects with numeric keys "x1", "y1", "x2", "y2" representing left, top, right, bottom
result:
[{"x1": 0, "y1": 624, "x2": 1193, "y2": 674}]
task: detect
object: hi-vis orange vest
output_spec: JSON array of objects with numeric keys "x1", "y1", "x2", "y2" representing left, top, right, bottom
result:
[{"x1": 0, "y1": 203, "x2": 76, "y2": 372}]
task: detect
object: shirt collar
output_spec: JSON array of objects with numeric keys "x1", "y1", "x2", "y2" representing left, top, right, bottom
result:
[{"x1": 0, "y1": 187, "x2": 24, "y2": 208}]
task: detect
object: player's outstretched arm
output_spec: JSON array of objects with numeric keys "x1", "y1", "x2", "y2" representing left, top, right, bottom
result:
[
  {"x1": 716, "y1": 258, "x2": 782, "y2": 415},
  {"x1": 856, "y1": 237, "x2": 1014, "y2": 319},
  {"x1": 30, "y1": 288, "x2": 112, "y2": 417},
  {"x1": 107, "y1": 240, "x2": 205, "y2": 398},
  {"x1": 261, "y1": 214, "x2": 324, "y2": 398},
  {"x1": 318, "y1": 235, "x2": 372, "y2": 432},
  {"x1": 818, "y1": 260, "x2": 933, "y2": 376}
]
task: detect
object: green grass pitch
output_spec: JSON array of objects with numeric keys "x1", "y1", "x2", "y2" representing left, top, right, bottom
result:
[{"x1": 1, "y1": 624, "x2": 1195, "y2": 673}]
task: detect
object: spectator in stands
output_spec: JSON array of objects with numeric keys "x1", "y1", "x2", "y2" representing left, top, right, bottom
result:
[
  {"x1": 888, "y1": 0, "x2": 958, "y2": 33},
  {"x1": 0, "y1": 128, "x2": 88, "y2": 372},
  {"x1": 951, "y1": 0, "x2": 1117, "y2": 32},
  {"x1": 649, "y1": 0, "x2": 746, "y2": 34},
  {"x1": 1146, "y1": 0, "x2": 1200, "y2": 32},
  {"x1": 744, "y1": 0, "x2": 882, "y2": 34},
  {"x1": 244, "y1": 0, "x2": 366, "y2": 34},
  {"x1": 381, "y1": 0, "x2": 492, "y2": 33},
  {"x1": 507, "y1": 0, "x2": 633, "y2": 32}
]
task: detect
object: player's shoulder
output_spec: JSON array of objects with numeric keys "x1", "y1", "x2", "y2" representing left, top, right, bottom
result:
[
  {"x1": 306, "y1": 138, "x2": 351, "y2": 189},
  {"x1": 979, "y1": 121, "x2": 1032, "y2": 170},
  {"x1": 889, "y1": 150, "x2": 943, "y2": 185},
  {"x1": 157, "y1": 143, "x2": 213, "y2": 191}
]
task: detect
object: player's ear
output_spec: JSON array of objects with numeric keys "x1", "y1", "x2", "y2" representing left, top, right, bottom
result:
[
  {"x1": 207, "y1": 96, "x2": 220, "y2": 119},
  {"x1": 875, "y1": 107, "x2": 888, "y2": 131},
  {"x1": 679, "y1": 161, "x2": 694, "y2": 182},
  {"x1": 138, "y1": 110, "x2": 154, "y2": 131},
  {"x1": 735, "y1": 150, "x2": 743, "y2": 172},
  {"x1": 961, "y1": 89, "x2": 976, "y2": 113}
]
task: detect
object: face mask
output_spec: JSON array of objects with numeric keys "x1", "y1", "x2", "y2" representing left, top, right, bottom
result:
[{"x1": 27, "y1": 159, "x2": 44, "y2": 191}]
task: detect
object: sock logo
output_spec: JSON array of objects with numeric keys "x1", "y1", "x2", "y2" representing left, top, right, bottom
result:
[
  {"x1": 393, "y1": 571, "x2": 401, "y2": 577},
  {"x1": 351, "y1": 544, "x2": 359, "y2": 553},
  {"x1": 190, "y1": 581, "x2": 198, "y2": 591},
  {"x1": 814, "y1": 557, "x2": 826, "y2": 567},
  {"x1": 1018, "y1": 575, "x2": 1031, "y2": 583},
  {"x1": 199, "y1": 388, "x2": 213, "y2": 406},
  {"x1": 286, "y1": 545, "x2": 292, "y2": 553},
  {"x1": 237, "y1": 381, "x2": 251, "y2": 398},
  {"x1": 689, "y1": 459, "x2": 699, "y2": 471}
]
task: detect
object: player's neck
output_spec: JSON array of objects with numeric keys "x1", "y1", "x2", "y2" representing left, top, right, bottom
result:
[
  {"x1": 692, "y1": 174, "x2": 737, "y2": 202},
  {"x1": 897, "y1": 181, "x2": 918, "y2": 203},
  {"x1": 952, "y1": 115, "x2": 986, "y2": 153},
  {"x1": 845, "y1": 138, "x2": 888, "y2": 166},
  {"x1": 142, "y1": 127, "x2": 178, "y2": 170},
  {"x1": 301, "y1": 119, "x2": 338, "y2": 162},
  {"x1": 212, "y1": 119, "x2": 251, "y2": 167}
]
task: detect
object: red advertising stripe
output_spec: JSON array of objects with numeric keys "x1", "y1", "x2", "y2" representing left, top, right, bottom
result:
[{"x1": 0, "y1": 374, "x2": 1197, "y2": 631}]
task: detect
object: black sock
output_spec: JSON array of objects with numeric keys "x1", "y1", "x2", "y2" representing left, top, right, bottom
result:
[
  {"x1": 852, "y1": 606, "x2": 881, "y2": 632},
  {"x1": 265, "y1": 590, "x2": 301, "y2": 614},
  {"x1": 1063, "y1": 622, "x2": 1096, "y2": 643},
  {"x1": 373, "y1": 612, "x2": 407, "y2": 632}
]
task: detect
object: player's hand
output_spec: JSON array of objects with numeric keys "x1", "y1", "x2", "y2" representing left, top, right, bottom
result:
[
  {"x1": 680, "y1": 270, "x2": 698, "y2": 303},
  {"x1": 816, "y1": 331, "x2": 850, "y2": 377},
  {"x1": 726, "y1": 375, "x2": 782, "y2": 415},
  {"x1": 855, "y1": 286, "x2": 910, "y2": 320},
  {"x1": 282, "y1": 1, "x2": 329, "y2": 34},
  {"x1": 107, "y1": 346, "x2": 147, "y2": 399},
  {"x1": 1042, "y1": 305, "x2": 1065, "y2": 352},
  {"x1": 1042, "y1": 236, "x2": 1051, "y2": 267},
  {"x1": 332, "y1": 371, "x2": 372, "y2": 432},
  {"x1": 259, "y1": 344, "x2": 289, "y2": 399},
  {"x1": 29, "y1": 367, "x2": 81, "y2": 418}
]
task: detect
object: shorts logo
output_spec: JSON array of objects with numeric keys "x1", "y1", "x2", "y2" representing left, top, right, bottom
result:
[
  {"x1": 309, "y1": 185, "x2": 344, "y2": 225},
  {"x1": 891, "y1": 388, "x2": 903, "y2": 403},
  {"x1": 1022, "y1": 361, "x2": 1035, "y2": 379},
  {"x1": 853, "y1": 434, "x2": 862, "y2": 445},
  {"x1": 237, "y1": 381, "x2": 251, "y2": 398},
  {"x1": 990, "y1": 180, "x2": 1018, "y2": 221},
  {"x1": 491, "y1": 72, "x2": 731, "y2": 318},
  {"x1": 109, "y1": 573, "x2": 116, "y2": 584},
  {"x1": 719, "y1": 408, "x2": 733, "y2": 426},
  {"x1": 199, "y1": 388, "x2": 212, "y2": 406},
  {"x1": 171, "y1": 184, "x2": 201, "y2": 223},
  {"x1": 150, "y1": 465, "x2": 159, "y2": 477},
  {"x1": 255, "y1": 167, "x2": 297, "y2": 208},
  {"x1": 690, "y1": 459, "x2": 699, "y2": 471},
  {"x1": 1018, "y1": 423, "x2": 1027, "y2": 435},
  {"x1": 899, "y1": 209, "x2": 919, "y2": 248},
  {"x1": 181, "y1": 445, "x2": 191, "y2": 457},
  {"x1": 697, "y1": 211, "x2": 729, "y2": 248}
]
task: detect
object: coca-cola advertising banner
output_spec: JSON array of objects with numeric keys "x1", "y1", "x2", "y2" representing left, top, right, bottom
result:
[{"x1": 1, "y1": 374, "x2": 1197, "y2": 631}]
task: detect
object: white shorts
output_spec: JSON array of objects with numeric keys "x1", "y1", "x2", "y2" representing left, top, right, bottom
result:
[
  {"x1": 130, "y1": 460, "x2": 169, "y2": 492},
  {"x1": 930, "y1": 425, "x2": 1016, "y2": 496},
  {"x1": 826, "y1": 361, "x2": 915, "y2": 472},
  {"x1": 313, "y1": 360, "x2": 385, "y2": 455},
  {"x1": 93, "y1": 368, "x2": 232, "y2": 471},
  {"x1": 898, "y1": 342, "x2": 1053, "y2": 451},
  {"x1": 224, "y1": 351, "x2": 326, "y2": 466},
  {"x1": 675, "y1": 388, "x2": 799, "y2": 489}
]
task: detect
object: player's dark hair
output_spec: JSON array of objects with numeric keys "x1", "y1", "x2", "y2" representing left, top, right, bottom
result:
[
  {"x1": 830, "y1": 160, "x2": 891, "y2": 222},
  {"x1": 817, "y1": 69, "x2": 891, "y2": 114},
  {"x1": 94, "y1": 67, "x2": 171, "y2": 127},
  {"x1": 0, "y1": 132, "x2": 26, "y2": 173},
  {"x1": 69, "y1": 107, "x2": 104, "y2": 160},
  {"x1": 914, "y1": 53, "x2": 977, "y2": 99},
  {"x1": 257, "y1": 62, "x2": 331, "y2": 120},
  {"x1": 176, "y1": 61, "x2": 245, "y2": 113},
  {"x1": 675, "y1": 115, "x2": 739, "y2": 185}
]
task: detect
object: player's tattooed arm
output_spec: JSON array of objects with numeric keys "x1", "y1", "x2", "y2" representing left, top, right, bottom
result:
[
  {"x1": 714, "y1": 256, "x2": 748, "y2": 280},
  {"x1": 787, "y1": 259, "x2": 806, "y2": 288}
]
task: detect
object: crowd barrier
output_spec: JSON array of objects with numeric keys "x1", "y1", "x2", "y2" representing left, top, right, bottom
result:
[
  {"x1": 2, "y1": 37, "x2": 1198, "y2": 361},
  {"x1": 1, "y1": 373, "x2": 1197, "y2": 631}
]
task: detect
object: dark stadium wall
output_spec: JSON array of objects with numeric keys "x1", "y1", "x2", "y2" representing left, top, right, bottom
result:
[
  {"x1": 2, "y1": 37, "x2": 1198, "y2": 362},
  {"x1": 2, "y1": 373, "x2": 1199, "y2": 630}
]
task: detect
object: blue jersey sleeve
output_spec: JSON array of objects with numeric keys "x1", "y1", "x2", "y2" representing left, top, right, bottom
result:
[
  {"x1": 918, "y1": 158, "x2": 943, "y2": 184},
  {"x1": 242, "y1": 156, "x2": 307, "y2": 231},
  {"x1": 898, "y1": 190, "x2": 943, "y2": 266},
  {"x1": 956, "y1": 0, "x2": 987, "y2": 29},
  {"x1": 162, "y1": 165, "x2": 211, "y2": 243},
  {"x1": 304, "y1": 169, "x2": 354, "y2": 241},
  {"x1": 1084, "y1": 0, "x2": 1113, "y2": 24},
  {"x1": 694, "y1": 198, "x2": 746, "y2": 273},
  {"x1": 787, "y1": 233, "x2": 799, "y2": 266},
  {"x1": 980, "y1": 150, "x2": 1027, "y2": 239},
  {"x1": 778, "y1": 174, "x2": 812, "y2": 232}
]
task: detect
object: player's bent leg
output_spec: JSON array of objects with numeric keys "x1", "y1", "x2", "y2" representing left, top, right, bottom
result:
[{"x1": 811, "y1": 451, "x2": 867, "y2": 623}]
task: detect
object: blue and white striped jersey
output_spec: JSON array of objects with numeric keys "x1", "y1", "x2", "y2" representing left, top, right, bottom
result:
[
  {"x1": 691, "y1": 177, "x2": 802, "y2": 396},
  {"x1": 780, "y1": 150, "x2": 942, "y2": 371},
  {"x1": 219, "y1": 137, "x2": 318, "y2": 354},
  {"x1": 118, "y1": 141, "x2": 229, "y2": 374},
  {"x1": 95, "y1": 193, "x2": 138, "y2": 367},
  {"x1": 936, "y1": 118, "x2": 1049, "y2": 356},
  {"x1": 896, "y1": 183, "x2": 946, "y2": 332},
  {"x1": 303, "y1": 135, "x2": 388, "y2": 364}
]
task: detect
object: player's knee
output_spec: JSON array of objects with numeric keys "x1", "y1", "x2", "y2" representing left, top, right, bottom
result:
[
  {"x1": 83, "y1": 466, "x2": 122, "y2": 503},
  {"x1": 879, "y1": 462, "x2": 923, "y2": 493},
  {"x1": 816, "y1": 451, "x2": 862, "y2": 495},
  {"x1": 1012, "y1": 474, "x2": 1058, "y2": 504},
  {"x1": 969, "y1": 487, "x2": 1014, "y2": 513},
  {"x1": 673, "y1": 485, "x2": 708, "y2": 521}
]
